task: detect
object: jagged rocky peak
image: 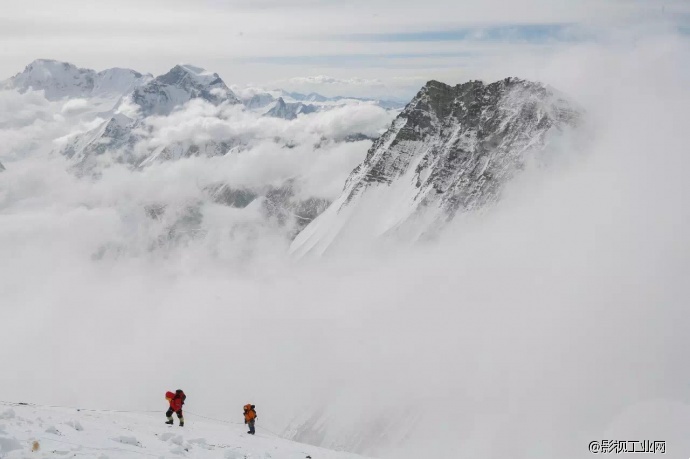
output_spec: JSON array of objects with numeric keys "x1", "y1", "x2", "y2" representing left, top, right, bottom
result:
[
  {"x1": 392, "y1": 77, "x2": 572, "y2": 142},
  {"x1": 59, "y1": 64, "x2": 244, "y2": 171},
  {"x1": 352, "y1": 76, "x2": 579, "y2": 191},
  {"x1": 0, "y1": 161, "x2": 5, "y2": 172},
  {"x1": 291, "y1": 77, "x2": 582, "y2": 257},
  {"x1": 3, "y1": 59, "x2": 149, "y2": 100},
  {"x1": 265, "y1": 97, "x2": 289, "y2": 118},
  {"x1": 157, "y1": 64, "x2": 223, "y2": 90},
  {"x1": 131, "y1": 64, "x2": 239, "y2": 116},
  {"x1": 264, "y1": 97, "x2": 318, "y2": 120}
]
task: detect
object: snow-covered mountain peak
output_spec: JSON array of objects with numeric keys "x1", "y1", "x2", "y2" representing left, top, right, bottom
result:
[
  {"x1": 23, "y1": 58, "x2": 79, "y2": 75},
  {"x1": 264, "y1": 97, "x2": 318, "y2": 120},
  {"x1": 173, "y1": 64, "x2": 221, "y2": 85},
  {"x1": 304, "y1": 92, "x2": 329, "y2": 102},
  {"x1": 291, "y1": 76, "x2": 582, "y2": 257},
  {"x1": 130, "y1": 64, "x2": 239, "y2": 116},
  {"x1": 157, "y1": 64, "x2": 218, "y2": 87},
  {"x1": 93, "y1": 67, "x2": 152, "y2": 96},
  {"x1": 3, "y1": 59, "x2": 149, "y2": 100},
  {"x1": 4, "y1": 59, "x2": 95, "y2": 99}
]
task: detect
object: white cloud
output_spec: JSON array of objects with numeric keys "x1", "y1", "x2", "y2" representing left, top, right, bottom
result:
[
  {"x1": 60, "y1": 98, "x2": 91, "y2": 115},
  {"x1": 131, "y1": 98, "x2": 395, "y2": 197},
  {"x1": 0, "y1": 90, "x2": 102, "y2": 160}
]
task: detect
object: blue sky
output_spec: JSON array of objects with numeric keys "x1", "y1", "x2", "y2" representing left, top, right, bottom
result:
[{"x1": 340, "y1": 23, "x2": 582, "y2": 43}]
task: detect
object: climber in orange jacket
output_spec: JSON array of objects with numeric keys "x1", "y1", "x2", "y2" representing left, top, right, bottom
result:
[
  {"x1": 165, "y1": 389, "x2": 186, "y2": 427},
  {"x1": 243, "y1": 404, "x2": 257, "y2": 435}
]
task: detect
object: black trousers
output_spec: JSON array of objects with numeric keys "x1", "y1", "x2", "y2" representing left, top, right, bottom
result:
[
  {"x1": 247, "y1": 420, "x2": 255, "y2": 434},
  {"x1": 166, "y1": 409, "x2": 183, "y2": 419}
]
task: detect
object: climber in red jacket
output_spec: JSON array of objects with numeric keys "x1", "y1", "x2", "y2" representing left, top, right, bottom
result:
[{"x1": 165, "y1": 389, "x2": 186, "y2": 427}]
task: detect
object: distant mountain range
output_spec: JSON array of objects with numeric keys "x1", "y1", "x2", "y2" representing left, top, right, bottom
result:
[
  {"x1": 1, "y1": 60, "x2": 583, "y2": 251},
  {"x1": 1, "y1": 59, "x2": 402, "y2": 238},
  {"x1": 1, "y1": 59, "x2": 399, "y2": 170},
  {"x1": 263, "y1": 97, "x2": 318, "y2": 120}
]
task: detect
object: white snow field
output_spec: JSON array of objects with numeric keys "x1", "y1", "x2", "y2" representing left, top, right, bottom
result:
[{"x1": 0, "y1": 402, "x2": 375, "y2": 459}]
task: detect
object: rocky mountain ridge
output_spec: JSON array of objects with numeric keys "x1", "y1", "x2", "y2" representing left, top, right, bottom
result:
[{"x1": 290, "y1": 77, "x2": 582, "y2": 256}]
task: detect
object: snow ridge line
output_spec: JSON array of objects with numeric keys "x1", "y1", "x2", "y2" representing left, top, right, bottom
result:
[{"x1": 0, "y1": 400, "x2": 287, "y2": 440}]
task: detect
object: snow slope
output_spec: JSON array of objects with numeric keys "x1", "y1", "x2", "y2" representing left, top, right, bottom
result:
[{"x1": 0, "y1": 402, "x2": 375, "y2": 459}]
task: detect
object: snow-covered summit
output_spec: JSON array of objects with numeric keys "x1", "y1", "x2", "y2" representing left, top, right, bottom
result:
[
  {"x1": 0, "y1": 403, "x2": 374, "y2": 459},
  {"x1": 60, "y1": 64, "x2": 243, "y2": 169},
  {"x1": 290, "y1": 77, "x2": 582, "y2": 257},
  {"x1": 2, "y1": 59, "x2": 150, "y2": 100},
  {"x1": 93, "y1": 67, "x2": 151, "y2": 97},
  {"x1": 130, "y1": 64, "x2": 239, "y2": 116}
]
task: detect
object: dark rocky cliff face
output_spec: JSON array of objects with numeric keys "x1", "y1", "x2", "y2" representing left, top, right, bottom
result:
[{"x1": 346, "y1": 77, "x2": 580, "y2": 216}]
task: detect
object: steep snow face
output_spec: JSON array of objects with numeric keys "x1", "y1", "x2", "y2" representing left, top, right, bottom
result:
[
  {"x1": 2, "y1": 59, "x2": 149, "y2": 100},
  {"x1": 130, "y1": 64, "x2": 239, "y2": 117},
  {"x1": 0, "y1": 403, "x2": 374, "y2": 459},
  {"x1": 62, "y1": 113, "x2": 143, "y2": 170},
  {"x1": 264, "y1": 97, "x2": 318, "y2": 120},
  {"x1": 291, "y1": 77, "x2": 581, "y2": 257},
  {"x1": 93, "y1": 67, "x2": 151, "y2": 97}
]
